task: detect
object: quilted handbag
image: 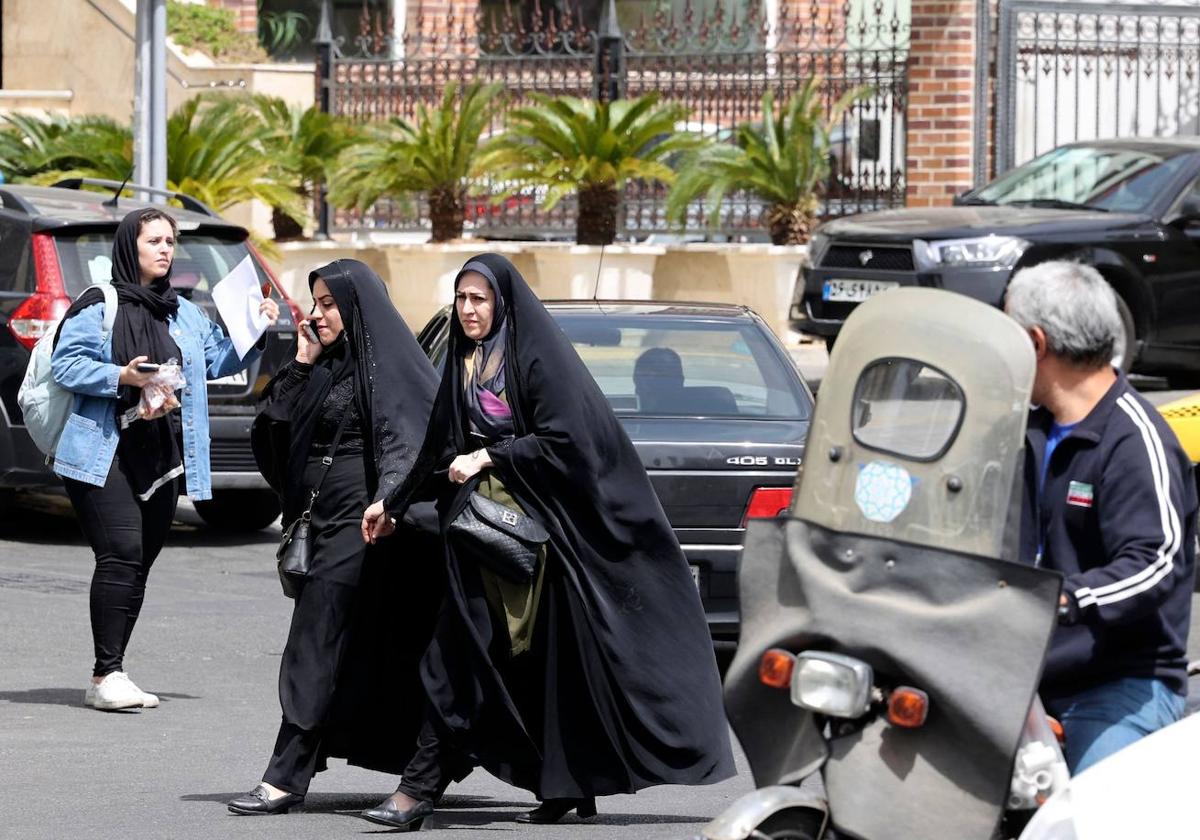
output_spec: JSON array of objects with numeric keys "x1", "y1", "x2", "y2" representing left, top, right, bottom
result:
[{"x1": 448, "y1": 491, "x2": 549, "y2": 583}]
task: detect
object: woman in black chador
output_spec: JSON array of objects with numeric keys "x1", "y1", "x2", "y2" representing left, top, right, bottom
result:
[
  {"x1": 228, "y1": 259, "x2": 444, "y2": 815},
  {"x1": 360, "y1": 253, "x2": 734, "y2": 830}
]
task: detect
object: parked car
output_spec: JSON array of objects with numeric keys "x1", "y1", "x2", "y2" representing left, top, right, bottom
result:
[
  {"x1": 792, "y1": 138, "x2": 1200, "y2": 386},
  {"x1": 0, "y1": 179, "x2": 300, "y2": 531},
  {"x1": 417, "y1": 300, "x2": 813, "y2": 655}
]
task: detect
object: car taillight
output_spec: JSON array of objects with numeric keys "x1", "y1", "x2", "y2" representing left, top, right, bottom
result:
[
  {"x1": 10, "y1": 234, "x2": 70, "y2": 350},
  {"x1": 742, "y1": 487, "x2": 794, "y2": 527},
  {"x1": 10, "y1": 292, "x2": 70, "y2": 350}
]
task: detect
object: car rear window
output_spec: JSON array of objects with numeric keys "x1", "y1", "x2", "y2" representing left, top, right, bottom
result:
[
  {"x1": 53, "y1": 231, "x2": 271, "y2": 300},
  {"x1": 554, "y1": 314, "x2": 809, "y2": 419}
]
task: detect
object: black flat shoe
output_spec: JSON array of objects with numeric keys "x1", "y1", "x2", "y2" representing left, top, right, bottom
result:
[
  {"x1": 515, "y1": 797, "x2": 597, "y2": 824},
  {"x1": 359, "y1": 797, "x2": 434, "y2": 831},
  {"x1": 227, "y1": 784, "x2": 303, "y2": 815}
]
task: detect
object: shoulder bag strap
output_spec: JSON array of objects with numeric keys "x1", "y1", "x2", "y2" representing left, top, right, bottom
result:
[{"x1": 299, "y1": 404, "x2": 353, "y2": 519}]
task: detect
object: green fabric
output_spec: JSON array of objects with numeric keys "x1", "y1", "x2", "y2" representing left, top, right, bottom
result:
[{"x1": 475, "y1": 469, "x2": 545, "y2": 656}]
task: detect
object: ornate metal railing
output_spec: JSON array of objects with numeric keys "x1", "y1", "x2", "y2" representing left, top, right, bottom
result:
[
  {"x1": 319, "y1": 0, "x2": 911, "y2": 239},
  {"x1": 996, "y1": 0, "x2": 1200, "y2": 173}
]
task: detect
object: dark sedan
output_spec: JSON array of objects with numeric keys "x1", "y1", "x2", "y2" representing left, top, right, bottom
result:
[
  {"x1": 417, "y1": 301, "x2": 813, "y2": 655},
  {"x1": 793, "y1": 138, "x2": 1200, "y2": 386}
]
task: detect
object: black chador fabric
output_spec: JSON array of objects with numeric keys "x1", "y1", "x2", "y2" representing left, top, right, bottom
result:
[
  {"x1": 251, "y1": 259, "x2": 444, "y2": 779},
  {"x1": 389, "y1": 253, "x2": 735, "y2": 799},
  {"x1": 58, "y1": 210, "x2": 182, "y2": 499}
]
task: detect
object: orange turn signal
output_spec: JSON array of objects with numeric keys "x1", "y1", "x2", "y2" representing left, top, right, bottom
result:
[
  {"x1": 886, "y1": 686, "x2": 929, "y2": 728},
  {"x1": 1047, "y1": 716, "x2": 1065, "y2": 744},
  {"x1": 759, "y1": 649, "x2": 796, "y2": 690}
]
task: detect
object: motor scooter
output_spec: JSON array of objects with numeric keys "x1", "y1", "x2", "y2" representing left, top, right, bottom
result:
[{"x1": 700, "y1": 288, "x2": 1069, "y2": 840}]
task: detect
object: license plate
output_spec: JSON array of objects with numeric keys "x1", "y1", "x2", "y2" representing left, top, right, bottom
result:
[
  {"x1": 690, "y1": 565, "x2": 700, "y2": 589},
  {"x1": 209, "y1": 371, "x2": 248, "y2": 387},
  {"x1": 822, "y1": 279, "x2": 899, "y2": 303}
]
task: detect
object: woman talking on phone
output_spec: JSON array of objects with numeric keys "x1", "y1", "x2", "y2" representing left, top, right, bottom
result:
[
  {"x1": 51, "y1": 207, "x2": 277, "y2": 712},
  {"x1": 228, "y1": 260, "x2": 446, "y2": 816}
]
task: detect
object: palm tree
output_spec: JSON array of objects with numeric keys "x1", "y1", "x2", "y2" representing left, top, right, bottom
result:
[
  {"x1": 167, "y1": 96, "x2": 306, "y2": 225},
  {"x1": 0, "y1": 114, "x2": 131, "y2": 183},
  {"x1": 329, "y1": 81, "x2": 503, "y2": 243},
  {"x1": 477, "y1": 92, "x2": 697, "y2": 245},
  {"x1": 250, "y1": 95, "x2": 355, "y2": 240},
  {"x1": 666, "y1": 77, "x2": 870, "y2": 245}
]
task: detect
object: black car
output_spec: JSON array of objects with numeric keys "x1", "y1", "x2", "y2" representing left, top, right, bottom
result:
[
  {"x1": 417, "y1": 301, "x2": 813, "y2": 654},
  {"x1": 0, "y1": 180, "x2": 300, "y2": 530},
  {"x1": 793, "y1": 138, "x2": 1200, "y2": 386}
]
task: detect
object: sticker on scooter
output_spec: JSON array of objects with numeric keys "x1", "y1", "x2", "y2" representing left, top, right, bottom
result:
[{"x1": 855, "y1": 461, "x2": 914, "y2": 523}]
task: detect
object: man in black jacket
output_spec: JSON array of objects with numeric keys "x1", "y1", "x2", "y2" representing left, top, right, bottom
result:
[{"x1": 1006, "y1": 260, "x2": 1196, "y2": 775}]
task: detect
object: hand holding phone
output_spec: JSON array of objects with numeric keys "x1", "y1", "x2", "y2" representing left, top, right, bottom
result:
[
  {"x1": 135, "y1": 362, "x2": 161, "y2": 373},
  {"x1": 296, "y1": 318, "x2": 322, "y2": 364}
]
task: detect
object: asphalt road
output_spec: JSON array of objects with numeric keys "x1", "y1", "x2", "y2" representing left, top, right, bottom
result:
[{"x1": 1, "y1": 346, "x2": 1196, "y2": 840}]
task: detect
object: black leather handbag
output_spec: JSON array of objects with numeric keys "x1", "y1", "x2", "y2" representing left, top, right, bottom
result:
[
  {"x1": 275, "y1": 408, "x2": 351, "y2": 599},
  {"x1": 448, "y1": 491, "x2": 550, "y2": 583}
]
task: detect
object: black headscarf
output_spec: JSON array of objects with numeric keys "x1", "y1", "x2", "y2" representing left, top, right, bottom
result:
[
  {"x1": 456, "y1": 259, "x2": 512, "y2": 440},
  {"x1": 58, "y1": 208, "x2": 183, "y2": 499},
  {"x1": 390, "y1": 253, "x2": 734, "y2": 799},
  {"x1": 255, "y1": 259, "x2": 439, "y2": 520}
]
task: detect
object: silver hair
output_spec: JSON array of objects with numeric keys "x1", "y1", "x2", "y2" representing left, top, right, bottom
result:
[{"x1": 1005, "y1": 261, "x2": 1123, "y2": 369}]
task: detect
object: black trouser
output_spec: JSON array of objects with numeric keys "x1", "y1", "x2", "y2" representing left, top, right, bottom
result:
[
  {"x1": 64, "y1": 460, "x2": 178, "y2": 678},
  {"x1": 396, "y1": 712, "x2": 461, "y2": 801}
]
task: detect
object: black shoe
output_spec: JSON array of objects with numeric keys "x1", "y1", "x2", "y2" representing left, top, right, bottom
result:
[
  {"x1": 359, "y1": 797, "x2": 434, "y2": 831},
  {"x1": 515, "y1": 797, "x2": 597, "y2": 824},
  {"x1": 227, "y1": 784, "x2": 303, "y2": 815}
]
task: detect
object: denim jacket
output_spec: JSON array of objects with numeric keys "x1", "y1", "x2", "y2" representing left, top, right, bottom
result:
[{"x1": 50, "y1": 297, "x2": 261, "y2": 499}]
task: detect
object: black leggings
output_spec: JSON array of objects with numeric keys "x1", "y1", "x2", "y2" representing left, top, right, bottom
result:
[{"x1": 64, "y1": 460, "x2": 178, "y2": 678}]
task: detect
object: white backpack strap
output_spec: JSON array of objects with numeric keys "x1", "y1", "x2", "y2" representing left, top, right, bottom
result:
[{"x1": 97, "y1": 282, "x2": 118, "y2": 338}]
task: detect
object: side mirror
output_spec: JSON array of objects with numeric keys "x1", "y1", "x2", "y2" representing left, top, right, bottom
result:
[{"x1": 1168, "y1": 197, "x2": 1200, "y2": 229}]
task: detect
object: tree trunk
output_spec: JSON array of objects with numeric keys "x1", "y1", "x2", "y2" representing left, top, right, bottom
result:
[
  {"x1": 271, "y1": 206, "x2": 305, "y2": 241},
  {"x1": 576, "y1": 183, "x2": 619, "y2": 245},
  {"x1": 766, "y1": 202, "x2": 818, "y2": 246},
  {"x1": 428, "y1": 185, "x2": 465, "y2": 243}
]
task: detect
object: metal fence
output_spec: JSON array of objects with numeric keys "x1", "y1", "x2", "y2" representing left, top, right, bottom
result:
[
  {"x1": 320, "y1": 0, "x2": 910, "y2": 239},
  {"x1": 996, "y1": 0, "x2": 1200, "y2": 173}
]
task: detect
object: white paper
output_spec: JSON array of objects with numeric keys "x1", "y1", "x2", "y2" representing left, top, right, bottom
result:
[{"x1": 211, "y1": 254, "x2": 270, "y2": 359}]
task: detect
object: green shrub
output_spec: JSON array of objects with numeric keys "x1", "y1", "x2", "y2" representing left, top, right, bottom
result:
[{"x1": 168, "y1": 1, "x2": 266, "y2": 63}]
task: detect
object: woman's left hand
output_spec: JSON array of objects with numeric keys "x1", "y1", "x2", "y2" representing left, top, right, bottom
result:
[
  {"x1": 448, "y1": 449, "x2": 493, "y2": 484},
  {"x1": 361, "y1": 500, "x2": 396, "y2": 544},
  {"x1": 259, "y1": 298, "x2": 280, "y2": 326}
]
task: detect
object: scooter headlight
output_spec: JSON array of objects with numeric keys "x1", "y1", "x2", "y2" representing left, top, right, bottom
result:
[{"x1": 790, "y1": 652, "x2": 874, "y2": 718}]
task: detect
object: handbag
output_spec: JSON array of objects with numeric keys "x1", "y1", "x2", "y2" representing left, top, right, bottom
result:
[
  {"x1": 275, "y1": 407, "x2": 351, "y2": 598},
  {"x1": 448, "y1": 490, "x2": 550, "y2": 584}
]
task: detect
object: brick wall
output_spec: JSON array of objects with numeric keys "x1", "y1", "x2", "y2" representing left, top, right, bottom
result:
[
  {"x1": 215, "y1": 0, "x2": 257, "y2": 34},
  {"x1": 905, "y1": 0, "x2": 976, "y2": 207}
]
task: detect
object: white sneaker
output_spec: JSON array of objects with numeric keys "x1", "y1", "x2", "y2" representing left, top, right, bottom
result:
[
  {"x1": 114, "y1": 672, "x2": 159, "y2": 709},
  {"x1": 88, "y1": 672, "x2": 145, "y2": 711}
]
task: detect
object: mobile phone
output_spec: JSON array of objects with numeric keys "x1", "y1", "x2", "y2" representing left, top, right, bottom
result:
[
  {"x1": 301, "y1": 321, "x2": 319, "y2": 344},
  {"x1": 136, "y1": 362, "x2": 160, "y2": 373}
]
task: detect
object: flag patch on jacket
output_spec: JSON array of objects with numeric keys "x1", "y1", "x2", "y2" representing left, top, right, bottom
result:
[{"x1": 1067, "y1": 481, "x2": 1094, "y2": 508}]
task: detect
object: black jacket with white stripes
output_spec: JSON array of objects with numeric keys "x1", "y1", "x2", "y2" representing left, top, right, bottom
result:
[{"x1": 1021, "y1": 373, "x2": 1197, "y2": 699}]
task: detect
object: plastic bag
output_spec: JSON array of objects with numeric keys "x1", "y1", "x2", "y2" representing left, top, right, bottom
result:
[{"x1": 139, "y1": 358, "x2": 186, "y2": 418}]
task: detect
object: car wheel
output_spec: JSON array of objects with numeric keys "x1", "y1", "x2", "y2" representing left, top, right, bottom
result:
[
  {"x1": 193, "y1": 489, "x2": 280, "y2": 532},
  {"x1": 1112, "y1": 294, "x2": 1136, "y2": 373}
]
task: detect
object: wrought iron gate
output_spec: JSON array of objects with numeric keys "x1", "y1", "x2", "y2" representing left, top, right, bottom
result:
[
  {"x1": 997, "y1": 0, "x2": 1200, "y2": 173},
  {"x1": 321, "y1": 0, "x2": 911, "y2": 239}
]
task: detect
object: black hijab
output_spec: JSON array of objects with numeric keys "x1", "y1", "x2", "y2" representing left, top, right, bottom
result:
[
  {"x1": 257, "y1": 259, "x2": 440, "y2": 519},
  {"x1": 456, "y1": 260, "x2": 512, "y2": 440},
  {"x1": 58, "y1": 208, "x2": 183, "y2": 499}
]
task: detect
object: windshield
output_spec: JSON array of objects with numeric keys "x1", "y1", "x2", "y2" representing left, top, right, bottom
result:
[
  {"x1": 972, "y1": 145, "x2": 1193, "y2": 214},
  {"x1": 53, "y1": 231, "x2": 272, "y2": 300},
  {"x1": 429, "y1": 313, "x2": 810, "y2": 420}
]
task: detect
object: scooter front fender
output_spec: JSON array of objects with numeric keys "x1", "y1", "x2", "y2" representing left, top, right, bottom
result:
[{"x1": 696, "y1": 785, "x2": 828, "y2": 840}]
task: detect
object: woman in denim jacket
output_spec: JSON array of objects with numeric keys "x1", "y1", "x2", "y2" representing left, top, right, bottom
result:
[{"x1": 51, "y1": 208, "x2": 277, "y2": 712}]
